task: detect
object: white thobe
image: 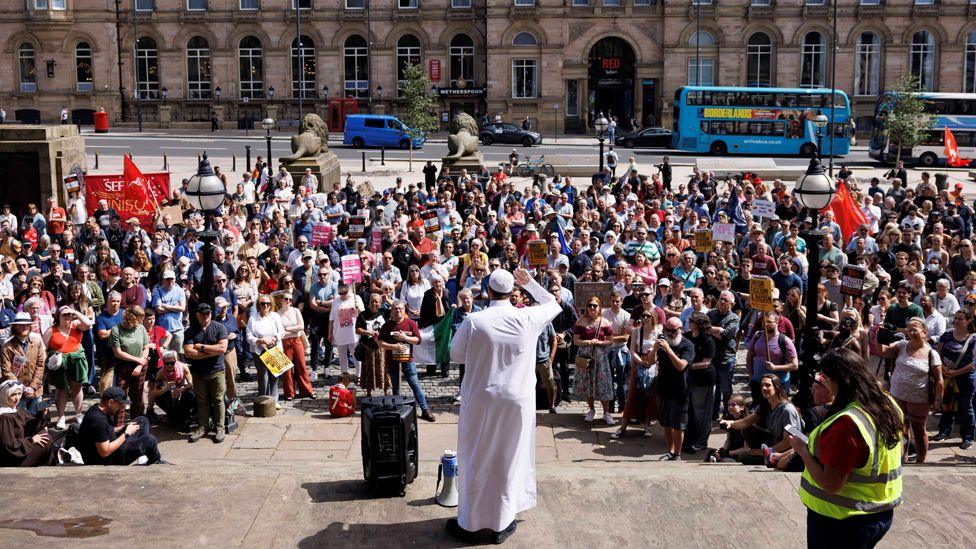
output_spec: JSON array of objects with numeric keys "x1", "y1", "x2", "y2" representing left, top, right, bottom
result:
[{"x1": 450, "y1": 278, "x2": 561, "y2": 532}]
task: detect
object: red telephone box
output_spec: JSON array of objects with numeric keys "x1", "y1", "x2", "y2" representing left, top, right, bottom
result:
[{"x1": 328, "y1": 98, "x2": 359, "y2": 132}]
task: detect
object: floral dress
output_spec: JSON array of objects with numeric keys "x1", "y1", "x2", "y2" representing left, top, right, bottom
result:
[{"x1": 573, "y1": 320, "x2": 614, "y2": 401}]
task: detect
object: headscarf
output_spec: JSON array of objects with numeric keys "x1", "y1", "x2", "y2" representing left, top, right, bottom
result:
[{"x1": 0, "y1": 379, "x2": 24, "y2": 413}]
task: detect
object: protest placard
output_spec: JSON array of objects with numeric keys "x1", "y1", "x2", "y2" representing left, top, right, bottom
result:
[
  {"x1": 751, "y1": 199, "x2": 776, "y2": 219},
  {"x1": 712, "y1": 222, "x2": 736, "y2": 243},
  {"x1": 341, "y1": 254, "x2": 362, "y2": 284},
  {"x1": 422, "y1": 211, "x2": 441, "y2": 233},
  {"x1": 749, "y1": 276, "x2": 774, "y2": 312},
  {"x1": 357, "y1": 180, "x2": 375, "y2": 199},
  {"x1": 371, "y1": 226, "x2": 384, "y2": 253},
  {"x1": 260, "y1": 346, "x2": 293, "y2": 377},
  {"x1": 349, "y1": 216, "x2": 366, "y2": 239},
  {"x1": 574, "y1": 282, "x2": 613, "y2": 314},
  {"x1": 311, "y1": 223, "x2": 332, "y2": 246},
  {"x1": 694, "y1": 230, "x2": 714, "y2": 253},
  {"x1": 527, "y1": 240, "x2": 548, "y2": 268},
  {"x1": 841, "y1": 265, "x2": 867, "y2": 297}
]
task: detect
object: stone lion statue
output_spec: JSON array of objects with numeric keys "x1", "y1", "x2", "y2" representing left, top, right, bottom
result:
[
  {"x1": 443, "y1": 112, "x2": 480, "y2": 162},
  {"x1": 281, "y1": 113, "x2": 330, "y2": 161}
]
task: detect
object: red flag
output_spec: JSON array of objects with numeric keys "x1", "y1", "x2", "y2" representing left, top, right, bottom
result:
[
  {"x1": 945, "y1": 127, "x2": 972, "y2": 167},
  {"x1": 123, "y1": 154, "x2": 153, "y2": 206},
  {"x1": 822, "y1": 181, "x2": 867, "y2": 242}
]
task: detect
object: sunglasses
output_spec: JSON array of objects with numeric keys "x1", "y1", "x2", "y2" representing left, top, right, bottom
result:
[
  {"x1": 258, "y1": 302, "x2": 271, "y2": 307},
  {"x1": 587, "y1": 303, "x2": 600, "y2": 309}
]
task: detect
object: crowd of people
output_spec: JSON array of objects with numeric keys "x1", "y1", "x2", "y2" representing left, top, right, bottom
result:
[{"x1": 0, "y1": 149, "x2": 969, "y2": 478}]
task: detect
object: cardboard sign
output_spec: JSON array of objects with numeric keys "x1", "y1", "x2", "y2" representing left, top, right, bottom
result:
[
  {"x1": 574, "y1": 282, "x2": 613, "y2": 314},
  {"x1": 63, "y1": 173, "x2": 81, "y2": 193},
  {"x1": 341, "y1": 254, "x2": 362, "y2": 284},
  {"x1": 155, "y1": 204, "x2": 184, "y2": 227},
  {"x1": 694, "y1": 230, "x2": 714, "y2": 253},
  {"x1": 527, "y1": 239, "x2": 548, "y2": 268},
  {"x1": 712, "y1": 222, "x2": 736, "y2": 243},
  {"x1": 357, "y1": 180, "x2": 375, "y2": 199},
  {"x1": 311, "y1": 223, "x2": 332, "y2": 246},
  {"x1": 259, "y1": 346, "x2": 293, "y2": 378},
  {"x1": 751, "y1": 199, "x2": 776, "y2": 219},
  {"x1": 749, "y1": 276, "x2": 774, "y2": 312},
  {"x1": 371, "y1": 226, "x2": 384, "y2": 253},
  {"x1": 422, "y1": 211, "x2": 440, "y2": 233},
  {"x1": 349, "y1": 216, "x2": 366, "y2": 239},
  {"x1": 841, "y1": 265, "x2": 867, "y2": 297},
  {"x1": 85, "y1": 171, "x2": 171, "y2": 233}
]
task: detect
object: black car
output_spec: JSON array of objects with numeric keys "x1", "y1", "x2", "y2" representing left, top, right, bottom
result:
[
  {"x1": 614, "y1": 127, "x2": 673, "y2": 149},
  {"x1": 479, "y1": 123, "x2": 543, "y2": 146}
]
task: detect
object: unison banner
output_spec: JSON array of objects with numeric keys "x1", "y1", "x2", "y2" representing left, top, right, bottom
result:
[{"x1": 85, "y1": 170, "x2": 170, "y2": 232}]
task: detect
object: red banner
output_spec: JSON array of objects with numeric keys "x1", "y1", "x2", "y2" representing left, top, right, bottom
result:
[
  {"x1": 85, "y1": 168, "x2": 170, "y2": 232},
  {"x1": 429, "y1": 59, "x2": 441, "y2": 82}
]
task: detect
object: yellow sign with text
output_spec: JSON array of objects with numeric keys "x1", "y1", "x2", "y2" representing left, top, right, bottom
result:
[
  {"x1": 749, "y1": 277, "x2": 774, "y2": 312},
  {"x1": 702, "y1": 108, "x2": 754, "y2": 119},
  {"x1": 260, "y1": 346, "x2": 294, "y2": 378},
  {"x1": 694, "y1": 230, "x2": 714, "y2": 253},
  {"x1": 527, "y1": 240, "x2": 549, "y2": 268}
]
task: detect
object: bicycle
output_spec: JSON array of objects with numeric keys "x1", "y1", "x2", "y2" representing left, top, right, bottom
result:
[{"x1": 515, "y1": 154, "x2": 555, "y2": 178}]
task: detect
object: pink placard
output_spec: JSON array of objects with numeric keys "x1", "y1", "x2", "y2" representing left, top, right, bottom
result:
[
  {"x1": 341, "y1": 254, "x2": 362, "y2": 284},
  {"x1": 311, "y1": 223, "x2": 332, "y2": 246}
]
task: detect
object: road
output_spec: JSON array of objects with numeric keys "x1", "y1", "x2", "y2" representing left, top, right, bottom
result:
[{"x1": 84, "y1": 133, "x2": 876, "y2": 169}]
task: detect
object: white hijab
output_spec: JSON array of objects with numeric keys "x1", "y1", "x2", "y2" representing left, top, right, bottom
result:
[{"x1": 0, "y1": 379, "x2": 23, "y2": 414}]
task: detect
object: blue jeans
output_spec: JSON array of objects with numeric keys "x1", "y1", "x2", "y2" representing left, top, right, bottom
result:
[
  {"x1": 387, "y1": 361, "x2": 429, "y2": 412},
  {"x1": 938, "y1": 370, "x2": 976, "y2": 442},
  {"x1": 714, "y1": 357, "x2": 736, "y2": 417},
  {"x1": 607, "y1": 346, "x2": 630, "y2": 407},
  {"x1": 807, "y1": 508, "x2": 892, "y2": 549}
]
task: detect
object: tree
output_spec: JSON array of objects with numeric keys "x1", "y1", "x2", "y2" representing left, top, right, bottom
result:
[
  {"x1": 397, "y1": 62, "x2": 438, "y2": 172},
  {"x1": 885, "y1": 74, "x2": 932, "y2": 164}
]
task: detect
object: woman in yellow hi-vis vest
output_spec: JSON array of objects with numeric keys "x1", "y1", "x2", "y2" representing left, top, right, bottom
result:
[{"x1": 788, "y1": 348, "x2": 904, "y2": 549}]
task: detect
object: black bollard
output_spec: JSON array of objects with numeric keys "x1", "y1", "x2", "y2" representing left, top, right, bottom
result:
[
  {"x1": 94, "y1": 152, "x2": 99, "y2": 169},
  {"x1": 381, "y1": 147, "x2": 385, "y2": 166},
  {"x1": 163, "y1": 154, "x2": 168, "y2": 171},
  {"x1": 232, "y1": 154, "x2": 236, "y2": 172},
  {"x1": 362, "y1": 151, "x2": 366, "y2": 172},
  {"x1": 245, "y1": 145, "x2": 251, "y2": 172}
]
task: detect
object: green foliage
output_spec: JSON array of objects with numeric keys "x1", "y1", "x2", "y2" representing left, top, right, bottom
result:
[
  {"x1": 886, "y1": 74, "x2": 933, "y2": 163},
  {"x1": 397, "y1": 62, "x2": 437, "y2": 140}
]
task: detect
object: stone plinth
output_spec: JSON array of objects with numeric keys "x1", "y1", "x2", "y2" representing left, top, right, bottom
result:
[
  {"x1": 282, "y1": 152, "x2": 341, "y2": 193},
  {"x1": 440, "y1": 152, "x2": 486, "y2": 178},
  {"x1": 0, "y1": 124, "x2": 87, "y2": 210}
]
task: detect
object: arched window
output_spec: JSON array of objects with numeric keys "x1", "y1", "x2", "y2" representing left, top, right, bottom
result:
[
  {"x1": 450, "y1": 34, "x2": 475, "y2": 86},
  {"x1": 239, "y1": 36, "x2": 264, "y2": 99},
  {"x1": 75, "y1": 42, "x2": 93, "y2": 92},
  {"x1": 343, "y1": 35, "x2": 369, "y2": 99},
  {"x1": 746, "y1": 32, "x2": 772, "y2": 88},
  {"x1": 965, "y1": 31, "x2": 976, "y2": 94},
  {"x1": 292, "y1": 36, "x2": 316, "y2": 99},
  {"x1": 18, "y1": 43, "x2": 36, "y2": 92},
  {"x1": 688, "y1": 31, "x2": 716, "y2": 86},
  {"x1": 135, "y1": 37, "x2": 159, "y2": 98},
  {"x1": 396, "y1": 35, "x2": 422, "y2": 94},
  {"x1": 800, "y1": 32, "x2": 826, "y2": 88},
  {"x1": 910, "y1": 31, "x2": 936, "y2": 91},
  {"x1": 186, "y1": 36, "x2": 212, "y2": 100},
  {"x1": 855, "y1": 32, "x2": 881, "y2": 96},
  {"x1": 512, "y1": 32, "x2": 538, "y2": 47}
]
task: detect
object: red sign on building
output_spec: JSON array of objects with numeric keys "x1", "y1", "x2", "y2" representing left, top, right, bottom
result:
[{"x1": 429, "y1": 59, "x2": 441, "y2": 82}]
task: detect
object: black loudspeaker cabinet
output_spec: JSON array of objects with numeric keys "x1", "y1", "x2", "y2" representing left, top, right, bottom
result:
[{"x1": 360, "y1": 396, "x2": 419, "y2": 497}]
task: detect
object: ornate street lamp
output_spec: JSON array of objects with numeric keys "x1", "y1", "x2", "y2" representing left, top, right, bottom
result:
[
  {"x1": 812, "y1": 111, "x2": 828, "y2": 159},
  {"x1": 594, "y1": 113, "x2": 609, "y2": 172},
  {"x1": 322, "y1": 84, "x2": 329, "y2": 102},
  {"x1": 262, "y1": 117, "x2": 275, "y2": 174},
  {"x1": 161, "y1": 87, "x2": 168, "y2": 101},
  {"x1": 214, "y1": 86, "x2": 222, "y2": 103},
  {"x1": 793, "y1": 156, "x2": 836, "y2": 408},
  {"x1": 184, "y1": 152, "x2": 227, "y2": 309}
]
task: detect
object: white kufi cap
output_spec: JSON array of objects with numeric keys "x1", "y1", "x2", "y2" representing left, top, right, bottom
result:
[{"x1": 488, "y1": 269, "x2": 515, "y2": 294}]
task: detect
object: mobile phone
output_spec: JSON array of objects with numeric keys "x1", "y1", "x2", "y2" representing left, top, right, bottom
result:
[{"x1": 785, "y1": 424, "x2": 808, "y2": 445}]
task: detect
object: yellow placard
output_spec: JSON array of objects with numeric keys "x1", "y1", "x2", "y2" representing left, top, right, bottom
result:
[
  {"x1": 749, "y1": 276, "x2": 774, "y2": 312},
  {"x1": 260, "y1": 346, "x2": 294, "y2": 378},
  {"x1": 527, "y1": 239, "x2": 549, "y2": 268},
  {"x1": 694, "y1": 230, "x2": 714, "y2": 253}
]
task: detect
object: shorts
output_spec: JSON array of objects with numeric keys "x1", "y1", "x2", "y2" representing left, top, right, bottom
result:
[
  {"x1": 658, "y1": 396, "x2": 689, "y2": 430},
  {"x1": 535, "y1": 361, "x2": 555, "y2": 391}
]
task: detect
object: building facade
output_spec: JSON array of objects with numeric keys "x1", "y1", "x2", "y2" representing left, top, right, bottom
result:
[{"x1": 3, "y1": 0, "x2": 976, "y2": 134}]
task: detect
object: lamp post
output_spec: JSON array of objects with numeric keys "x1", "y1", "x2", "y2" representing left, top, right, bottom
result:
[
  {"x1": 243, "y1": 95, "x2": 250, "y2": 136},
  {"x1": 184, "y1": 152, "x2": 227, "y2": 310},
  {"x1": 793, "y1": 156, "x2": 836, "y2": 409},
  {"x1": 322, "y1": 84, "x2": 329, "y2": 103},
  {"x1": 376, "y1": 85, "x2": 383, "y2": 112},
  {"x1": 594, "y1": 112, "x2": 609, "y2": 173},
  {"x1": 215, "y1": 86, "x2": 222, "y2": 104},
  {"x1": 262, "y1": 117, "x2": 275, "y2": 174},
  {"x1": 813, "y1": 111, "x2": 828, "y2": 160},
  {"x1": 161, "y1": 87, "x2": 168, "y2": 102}
]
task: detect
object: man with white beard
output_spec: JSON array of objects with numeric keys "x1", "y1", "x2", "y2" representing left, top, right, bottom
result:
[
  {"x1": 447, "y1": 267, "x2": 561, "y2": 544},
  {"x1": 655, "y1": 316, "x2": 696, "y2": 461}
]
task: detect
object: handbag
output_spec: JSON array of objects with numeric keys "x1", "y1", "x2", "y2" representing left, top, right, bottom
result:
[
  {"x1": 939, "y1": 335, "x2": 974, "y2": 410},
  {"x1": 46, "y1": 328, "x2": 71, "y2": 372},
  {"x1": 573, "y1": 318, "x2": 604, "y2": 375}
]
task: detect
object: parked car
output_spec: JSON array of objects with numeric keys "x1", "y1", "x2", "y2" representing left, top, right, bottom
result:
[
  {"x1": 343, "y1": 114, "x2": 425, "y2": 149},
  {"x1": 614, "y1": 127, "x2": 673, "y2": 149},
  {"x1": 479, "y1": 123, "x2": 543, "y2": 146}
]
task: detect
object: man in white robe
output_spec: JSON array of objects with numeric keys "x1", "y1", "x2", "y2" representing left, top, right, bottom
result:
[{"x1": 447, "y1": 267, "x2": 561, "y2": 544}]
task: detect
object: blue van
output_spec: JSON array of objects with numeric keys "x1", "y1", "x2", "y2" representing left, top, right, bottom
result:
[{"x1": 343, "y1": 114, "x2": 425, "y2": 149}]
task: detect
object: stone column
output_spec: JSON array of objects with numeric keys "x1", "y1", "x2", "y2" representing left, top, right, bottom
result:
[{"x1": 158, "y1": 105, "x2": 172, "y2": 128}]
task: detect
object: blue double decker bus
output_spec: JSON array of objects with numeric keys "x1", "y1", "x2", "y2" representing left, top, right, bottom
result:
[{"x1": 671, "y1": 86, "x2": 851, "y2": 157}]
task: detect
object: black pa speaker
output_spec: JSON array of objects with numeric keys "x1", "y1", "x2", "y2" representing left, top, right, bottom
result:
[{"x1": 360, "y1": 396, "x2": 419, "y2": 496}]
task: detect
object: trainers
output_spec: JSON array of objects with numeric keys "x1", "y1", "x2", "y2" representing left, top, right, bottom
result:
[
  {"x1": 55, "y1": 416, "x2": 67, "y2": 430},
  {"x1": 603, "y1": 413, "x2": 617, "y2": 426},
  {"x1": 454, "y1": 395, "x2": 462, "y2": 404},
  {"x1": 214, "y1": 430, "x2": 226, "y2": 444},
  {"x1": 130, "y1": 455, "x2": 149, "y2": 466},
  {"x1": 583, "y1": 409, "x2": 595, "y2": 422},
  {"x1": 275, "y1": 402, "x2": 282, "y2": 410},
  {"x1": 962, "y1": 440, "x2": 974, "y2": 450},
  {"x1": 75, "y1": 415, "x2": 84, "y2": 425},
  {"x1": 188, "y1": 429, "x2": 205, "y2": 443},
  {"x1": 309, "y1": 370, "x2": 318, "y2": 383},
  {"x1": 658, "y1": 452, "x2": 675, "y2": 461},
  {"x1": 548, "y1": 407, "x2": 557, "y2": 414},
  {"x1": 420, "y1": 410, "x2": 436, "y2": 422},
  {"x1": 932, "y1": 432, "x2": 949, "y2": 442}
]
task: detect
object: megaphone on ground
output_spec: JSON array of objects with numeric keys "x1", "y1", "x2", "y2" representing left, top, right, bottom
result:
[{"x1": 435, "y1": 449, "x2": 459, "y2": 507}]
